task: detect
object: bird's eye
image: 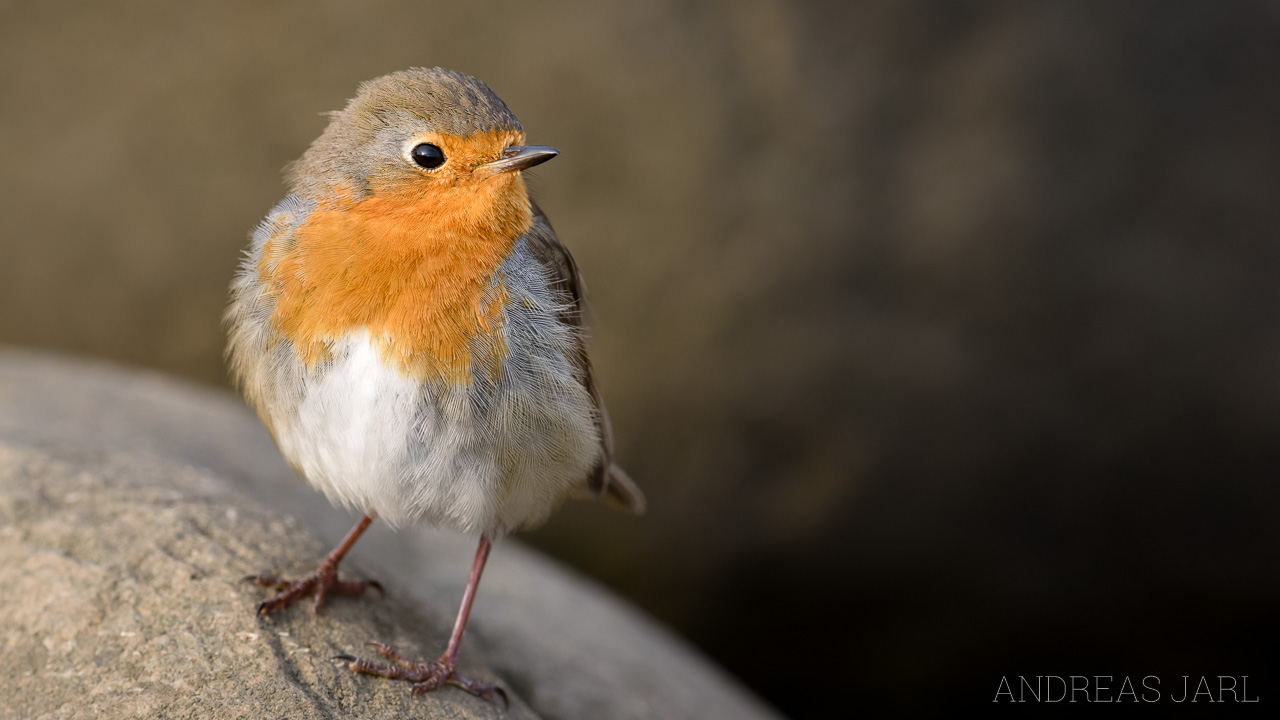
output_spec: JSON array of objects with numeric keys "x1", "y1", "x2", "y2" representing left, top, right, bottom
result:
[{"x1": 411, "y1": 143, "x2": 446, "y2": 169}]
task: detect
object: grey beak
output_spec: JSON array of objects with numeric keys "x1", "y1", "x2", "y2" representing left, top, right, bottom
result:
[{"x1": 479, "y1": 145, "x2": 559, "y2": 175}]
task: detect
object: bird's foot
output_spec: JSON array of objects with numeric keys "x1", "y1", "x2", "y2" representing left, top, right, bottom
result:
[
  {"x1": 244, "y1": 562, "x2": 383, "y2": 615},
  {"x1": 334, "y1": 642, "x2": 507, "y2": 705}
]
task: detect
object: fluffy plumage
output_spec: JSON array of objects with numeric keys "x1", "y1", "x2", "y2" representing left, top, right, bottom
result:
[{"x1": 225, "y1": 67, "x2": 642, "y2": 535}]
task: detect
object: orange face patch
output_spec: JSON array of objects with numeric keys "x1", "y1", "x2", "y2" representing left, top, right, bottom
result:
[{"x1": 259, "y1": 128, "x2": 534, "y2": 383}]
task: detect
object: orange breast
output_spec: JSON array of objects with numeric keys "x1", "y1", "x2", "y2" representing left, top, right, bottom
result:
[{"x1": 258, "y1": 167, "x2": 533, "y2": 384}]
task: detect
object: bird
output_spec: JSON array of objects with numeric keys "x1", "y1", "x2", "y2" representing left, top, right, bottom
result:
[{"x1": 224, "y1": 66, "x2": 643, "y2": 702}]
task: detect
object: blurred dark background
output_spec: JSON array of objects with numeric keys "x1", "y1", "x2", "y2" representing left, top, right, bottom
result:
[{"x1": 3, "y1": 1, "x2": 1279, "y2": 716}]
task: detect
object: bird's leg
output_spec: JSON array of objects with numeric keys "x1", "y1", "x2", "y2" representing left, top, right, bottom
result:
[
  {"x1": 335, "y1": 534, "x2": 505, "y2": 704},
  {"x1": 245, "y1": 513, "x2": 384, "y2": 615}
]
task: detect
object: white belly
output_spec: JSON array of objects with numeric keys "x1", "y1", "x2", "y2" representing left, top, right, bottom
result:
[
  {"x1": 271, "y1": 332, "x2": 450, "y2": 525},
  {"x1": 270, "y1": 327, "x2": 597, "y2": 535}
]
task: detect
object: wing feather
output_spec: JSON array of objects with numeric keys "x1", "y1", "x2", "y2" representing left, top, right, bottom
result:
[{"x1": 524, "y1": 202, "x2": 645, "y2": 514}]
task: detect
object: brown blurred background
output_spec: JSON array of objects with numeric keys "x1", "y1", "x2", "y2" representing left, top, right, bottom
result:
[{"x1": 3, "y1": 1, "x2": 1279, "y2": 716}]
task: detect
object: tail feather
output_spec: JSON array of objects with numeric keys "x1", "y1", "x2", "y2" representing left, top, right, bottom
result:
[
  {"x1": 571, "y1": 463, "x2": 646, "y2": 515},
  {"x1": 602, "y1": 464, "x2": 646, "y2": 515}
]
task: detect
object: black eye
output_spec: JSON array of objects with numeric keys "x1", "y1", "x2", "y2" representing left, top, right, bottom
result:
[{"x1": 411, "y1": 143, "x2": 445, "y2": 169}]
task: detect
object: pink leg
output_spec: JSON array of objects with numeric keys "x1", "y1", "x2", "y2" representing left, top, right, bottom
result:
[
  {"x1": 335, "y1": 535, "x2": 505, "y2": 704},
  {"x1": 245, "y1": 514, "x2": 384, "y2": 615}
]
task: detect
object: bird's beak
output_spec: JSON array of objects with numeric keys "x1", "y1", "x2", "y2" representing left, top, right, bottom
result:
[{"x1": 478, "y1": 145, "x2": 559, "y2": 176}]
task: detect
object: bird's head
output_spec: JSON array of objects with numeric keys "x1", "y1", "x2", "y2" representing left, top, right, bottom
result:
[{"x1": 287, "y1": 67, "x2": 556, "y2": 239}]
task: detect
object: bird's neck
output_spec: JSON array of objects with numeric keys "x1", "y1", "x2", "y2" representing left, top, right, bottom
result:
[{"x1": 259, "y1": 178, "x2": 533, "y2": 383}]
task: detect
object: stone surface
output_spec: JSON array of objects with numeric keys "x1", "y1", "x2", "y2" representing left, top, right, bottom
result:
[{"x1": 0, "y1": 348, "x2": 782, "y2": 720}]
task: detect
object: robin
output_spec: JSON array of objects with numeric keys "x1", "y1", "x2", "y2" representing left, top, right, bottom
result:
[{"x1": 225, "y1": 67, "x2": 644, "y2": 702}]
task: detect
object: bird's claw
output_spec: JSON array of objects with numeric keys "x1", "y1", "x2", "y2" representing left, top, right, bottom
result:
[
  {"x1": 245, "y1": 564, "x2": 383, "y2": 615},
  {"x1": 338, "y1": 642, "x2": 505, "y2": 705}
]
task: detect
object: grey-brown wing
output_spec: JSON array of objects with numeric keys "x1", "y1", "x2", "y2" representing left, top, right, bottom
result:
[{"x1": 524, "y1": 203, "x2": 645, "y2": 514}]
